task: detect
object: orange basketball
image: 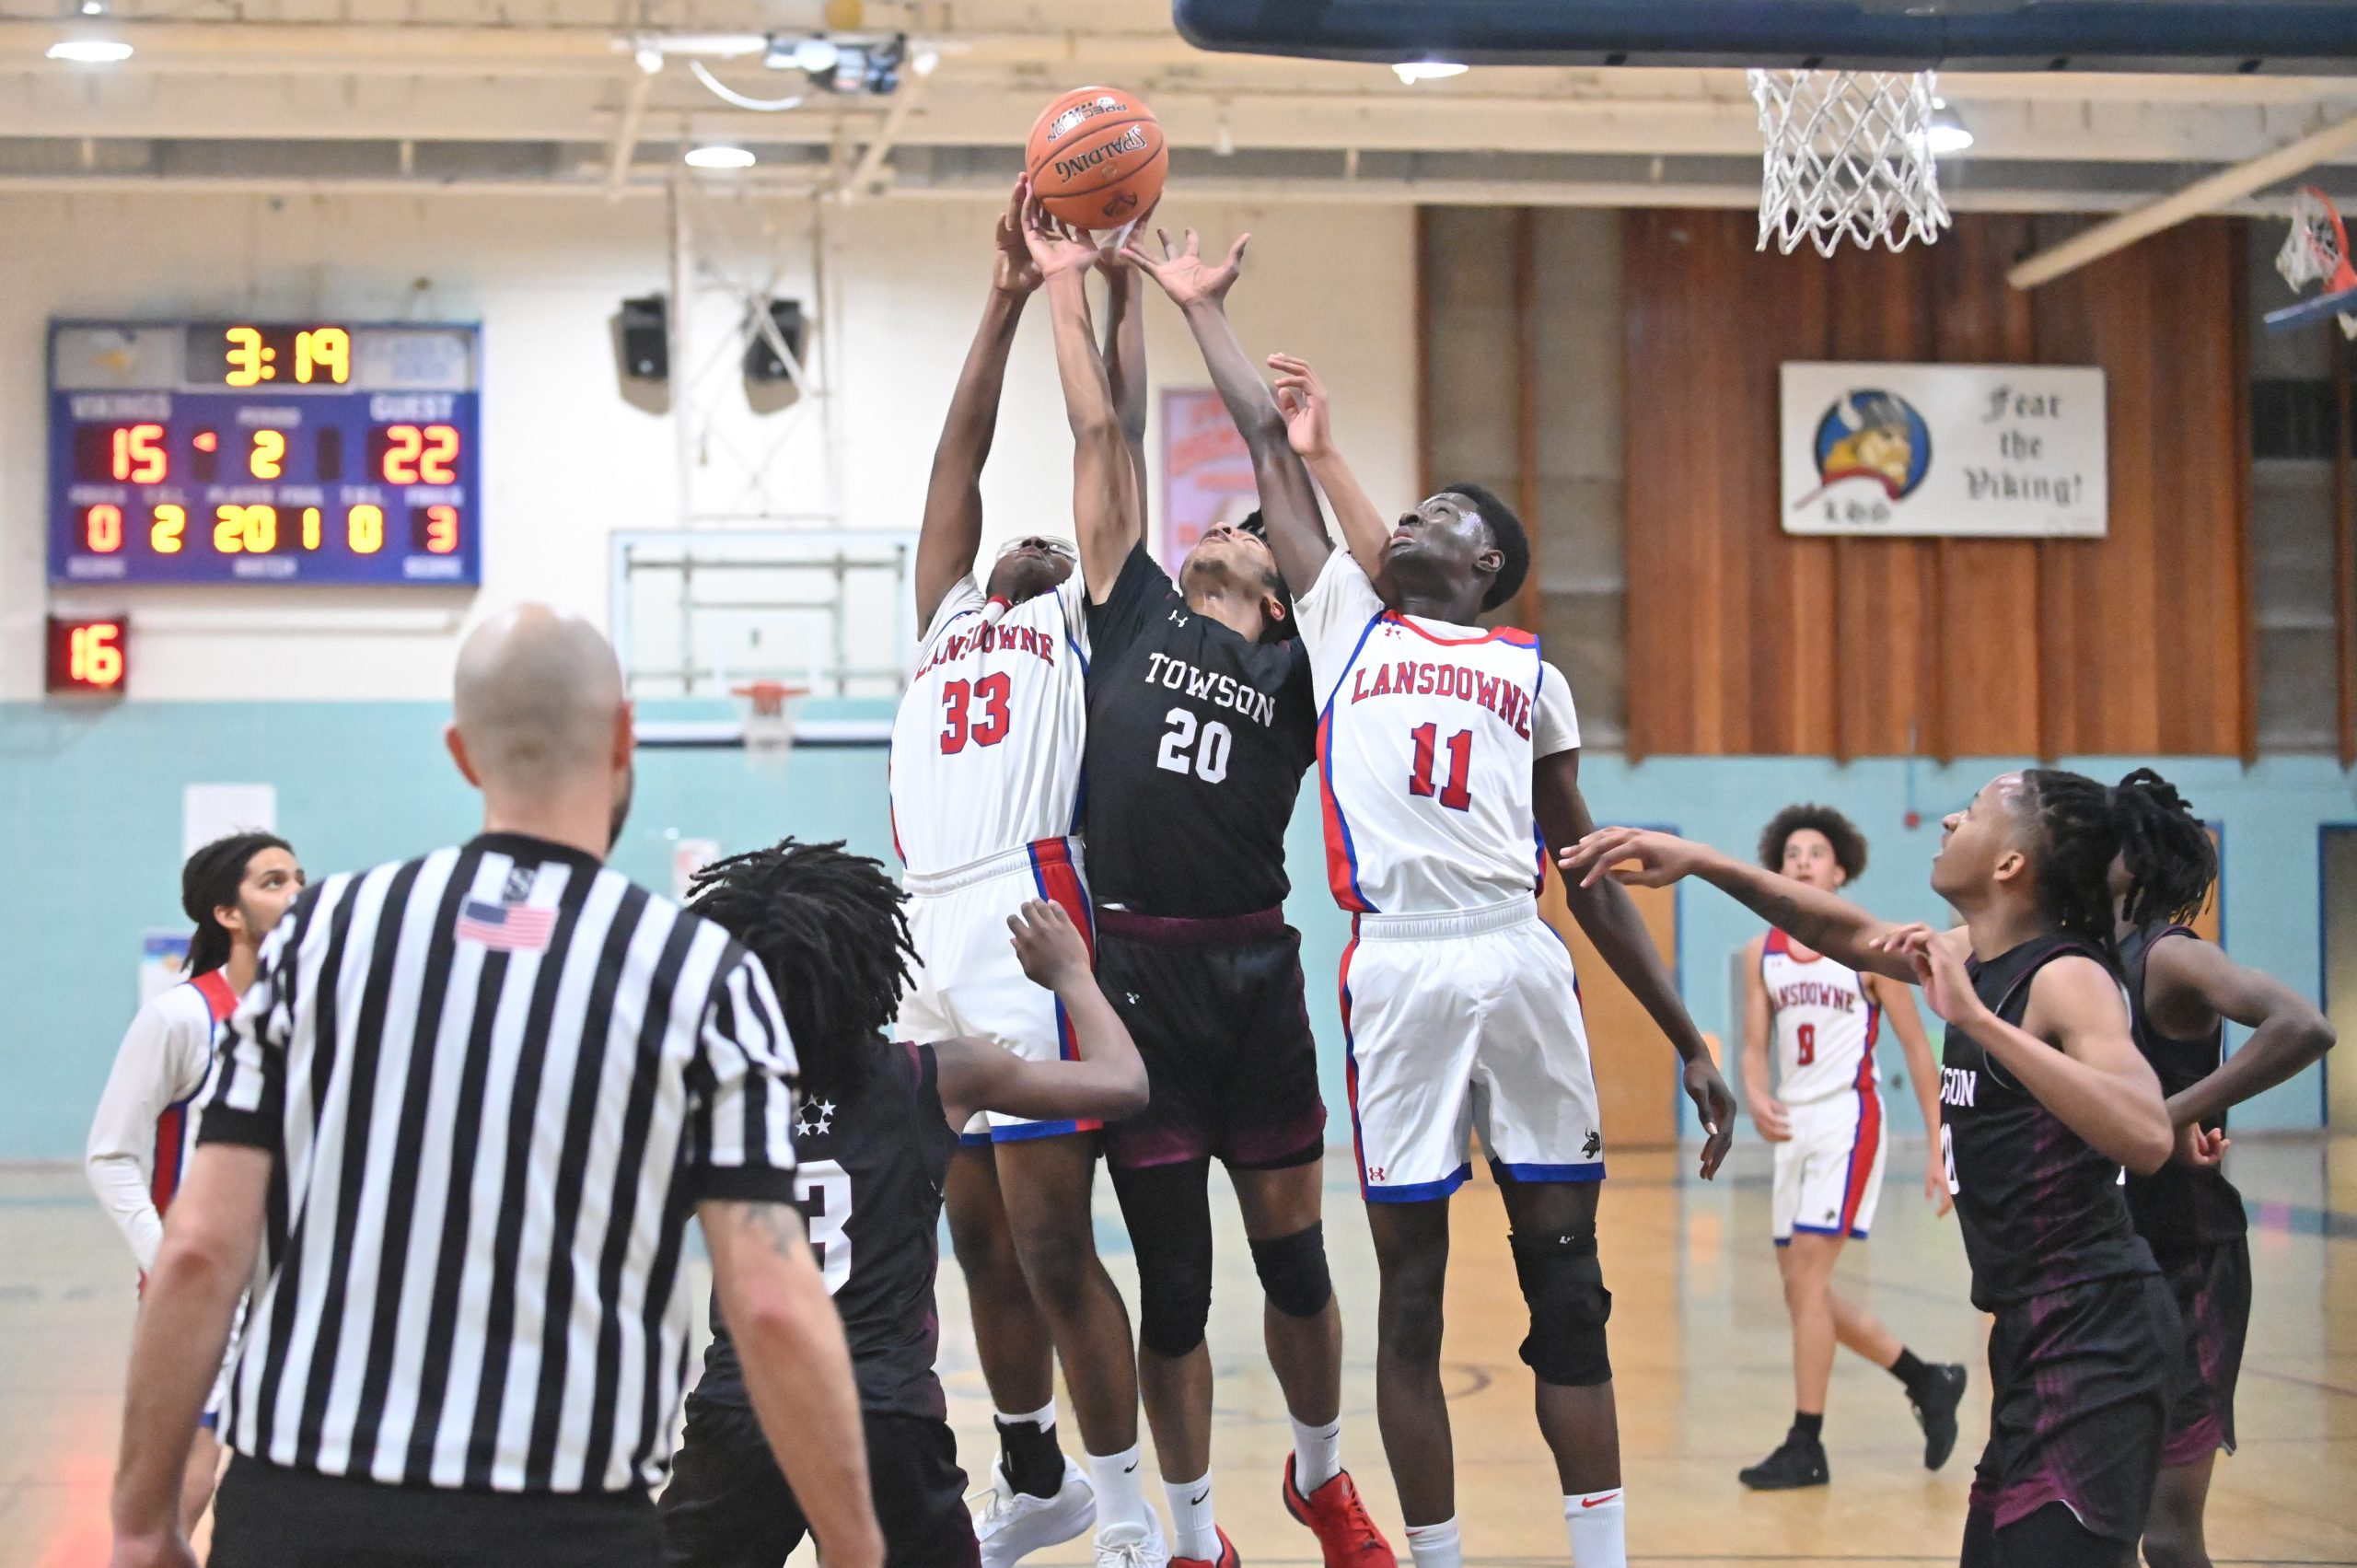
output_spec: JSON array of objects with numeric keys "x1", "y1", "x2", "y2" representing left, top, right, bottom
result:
[{"x1": 1025, "y1": 86, "x2": 1167, "y2": 231}]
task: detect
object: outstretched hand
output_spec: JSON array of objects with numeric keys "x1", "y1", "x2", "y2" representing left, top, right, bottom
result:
[
  {"x1": 1121, "y1": 226, "x2": 1248, "y2": 308},
  {"x1": 1687, "y1": 1057, "x2": 1738, "y2": 1179},
  {"x1": 1019, "y1": 180, "x2": 1104, "y2": 282},
  {"x1": 1557, "y1": 827, "x2": 1714, "y2": 891},
  {"x1": 992, "y1": 180, "x2": 1043, "y2": 296},
  {"x1": 1265, "y1": 352, "x2": 1333, "y2": 460},
  {"x1": 1009, "y1": 900, "x2": 1091, "y2": 991}
]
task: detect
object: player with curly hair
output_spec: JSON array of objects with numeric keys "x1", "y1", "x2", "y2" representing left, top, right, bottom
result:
[{"x1": 1734, "y1": 805, "x2": 1964, "y2": 1491}]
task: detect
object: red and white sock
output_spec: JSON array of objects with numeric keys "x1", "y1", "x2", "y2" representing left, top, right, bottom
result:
[{"x1": 1564, "y1": 1488, "x2": 1626, "y2": 1567}]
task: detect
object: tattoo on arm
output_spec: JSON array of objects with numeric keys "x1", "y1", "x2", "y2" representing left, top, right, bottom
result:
[
  {"x1": 726, "y1": 1201, "x2": 807, "y2": 1256},
  {"x1": 1740, "y1": 885, "x2": 1838, "y2": 952}
]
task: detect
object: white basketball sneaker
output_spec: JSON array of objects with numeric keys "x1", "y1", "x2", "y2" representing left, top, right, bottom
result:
[
  {"x1": 1091, "y1": 1514, "x2": 1170, "y2": 1568},
  {"x1": 973, "y1": 1458, "x2": 1097, "y2": 1568}
]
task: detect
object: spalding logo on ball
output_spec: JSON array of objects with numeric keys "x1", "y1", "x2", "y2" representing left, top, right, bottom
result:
[{"x1": 1026, "y1": 86, "x2": 1168, "y2": 231}]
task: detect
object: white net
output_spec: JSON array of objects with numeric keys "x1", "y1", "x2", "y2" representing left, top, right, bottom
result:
[
  {"x1": 2276, "y1": 186, "x2": 2357, "y2": 338},
  {"x1": 1749, "y1": 69, "x2": 1952, "y2": 257}
]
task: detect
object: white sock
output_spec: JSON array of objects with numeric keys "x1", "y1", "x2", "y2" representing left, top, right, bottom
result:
[
  {"x1": 1164, "y1": 1472, "x2": 1217, "y2": 1561},
  {"x1": 1289, "y1": 1413, "x2": 1342, "y2": 1494},
  {"x1": 1404, "y1": 1516, "x2": 1463, "y2": 1568},
  {"x1": 994, "y1": 1400, "x2": 1057, "y2": 1432},
  {"x1": 1087, "y1": 1446, "x2": 1153, "y2": 1535},
  {"x1": 1565, "y1": 1488, "x2": 1626, "y2": 1567}
]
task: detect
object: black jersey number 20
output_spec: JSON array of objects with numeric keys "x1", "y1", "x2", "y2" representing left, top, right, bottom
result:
[{"x1": 1156, "y1": 708, "x2": 1231, "y2": 784}]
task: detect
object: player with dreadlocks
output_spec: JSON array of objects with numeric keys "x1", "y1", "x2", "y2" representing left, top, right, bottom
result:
[
  {"x1": 658, "y1": 840, "x2": 1146, "y2": 1568},
  {"x1": 1564, "y1": 769, "x2": 2183, "y2": 1568},
  {"x1": 2107, "y1": 769, "x2": 2333, "y2": 1568},
  {"x1": 86, "y1": 830, "x2": 305, "y2": 1533}
]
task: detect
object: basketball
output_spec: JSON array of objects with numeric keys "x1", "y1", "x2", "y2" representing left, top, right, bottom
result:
[{"x1": 1025, "y1": 86, "x2": 1167, "y2": 231}]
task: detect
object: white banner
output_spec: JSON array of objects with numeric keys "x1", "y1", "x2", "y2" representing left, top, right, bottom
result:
[{"x1": 1781, "y1": 362, "x2": 2107, "y2": 538}]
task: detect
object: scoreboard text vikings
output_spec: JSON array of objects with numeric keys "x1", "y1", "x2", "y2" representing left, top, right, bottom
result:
[{"x1": 48, "y1": 321, "x2": 482, "y2": 587}]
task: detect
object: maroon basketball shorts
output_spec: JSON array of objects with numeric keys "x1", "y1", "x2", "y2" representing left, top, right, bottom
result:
[
  {"x1": 1095, "y1": 907, "x2": 1327, "y2": 1172},
  {"x1": 2154, "y1": 1236, "x2": 2250, "y2": 1467},
  {"x1": 1968, "y1": 1271, "x2": 2183, "y2": 1545}
]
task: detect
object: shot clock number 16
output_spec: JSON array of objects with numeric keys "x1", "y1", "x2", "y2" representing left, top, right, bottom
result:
[{"x1": 48, "y1": 319, "x2": 482, "y2": 587}]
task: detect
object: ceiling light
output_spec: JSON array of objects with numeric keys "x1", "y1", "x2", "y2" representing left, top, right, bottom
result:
[
  {"x1": 634, "y1": 43, "x2": 664, "y2": 74},
  {"x1": 47, "y1": 36, "x2": 133, "y2": 62},
  {"x1": 911, "y1": 47, "x2": 939, "y2": 76},
  {"x1": 685, "y1": 144, "x2": 756, "y2": 169},
  {"x1": 78, "y1": 0, "x2": 106, "y2": 15},
  {"x1": 1392, "y1": 60, "x2": 1468, "y2": 84},
  {"x1": 1926, "y1": 101, "x2": 1975, "y2": 155},
  {"x1": 790, "y1": 36, "x2": 840, "y2": 74}
]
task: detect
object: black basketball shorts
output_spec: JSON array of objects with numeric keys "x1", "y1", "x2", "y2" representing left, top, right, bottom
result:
[
  {"x1": 1094, "y1": 907, "x2": 1327, "y2": 1172},
  {"x1": 2154, "y1": 1236, "x2": 2250, "y2": 1468},
  {"x1": 658, "y1": 1400, "x2": 977, "y2": 1568},
  {"x1": 208, "y1": 1455, "x2": 661, "y2": 1568},
  {"x1": 1968, "y1": 1271, "x2": 2184, "y2": 1546}
]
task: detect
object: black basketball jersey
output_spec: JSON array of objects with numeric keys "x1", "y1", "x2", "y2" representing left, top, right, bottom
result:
[
  {"x1": 1939, "y1": 933, "x2": 2157, "y2": 1310},
  {"x1": 691, "y1": 1040, "x2": 958, "y2": 1422},
  {"x1": 1083, "y1": 541, "x2": 1317, "y2": 918},
  {"x1": 2119, "y1": 923, "x2": 2247, "y2": 1252}
]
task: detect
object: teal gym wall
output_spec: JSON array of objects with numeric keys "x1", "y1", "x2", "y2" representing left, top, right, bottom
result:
[{"x1": 5, "y1": 697, "x2": 2343, "y2": 1163}]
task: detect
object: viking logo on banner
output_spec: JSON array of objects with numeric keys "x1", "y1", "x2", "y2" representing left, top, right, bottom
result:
[{"x1": 1781, "y1": 363, "x2": 2107, "y2": 538}]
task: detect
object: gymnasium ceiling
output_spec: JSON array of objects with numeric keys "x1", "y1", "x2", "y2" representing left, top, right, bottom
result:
[{"x1": 3, "y1": 0, "x2": 2356, "y2": 207}]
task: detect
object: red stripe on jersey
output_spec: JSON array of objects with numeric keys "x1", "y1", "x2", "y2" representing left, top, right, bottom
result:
[
  {"x1": 1764, "y1": 926, "x2": 1791, "y2": 958},
  {"x1": 192, "y1": 968, "x2": 238, "y2": 1024},
  {"x1": 1378, "y1": 612, "x2": 1538, "y2": 649},
  {"x1": 151, "y1": 1103, "x2": 187, "y2": 1215},
  {"x1": 1316, "y1": 711, "x2": 1374, "y2": 913}
]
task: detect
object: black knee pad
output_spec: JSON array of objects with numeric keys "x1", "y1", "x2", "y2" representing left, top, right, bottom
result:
[
  {"x1": 1248, "y1": 1224, "x2": 1333, "y2": 1319},
  {"x1": 1137, "y1": 1260, "x2": 1213, "y2": 1359},
  {"x1": 1510, "y1": 1230, "x2": 1612, "y2": 1387}
]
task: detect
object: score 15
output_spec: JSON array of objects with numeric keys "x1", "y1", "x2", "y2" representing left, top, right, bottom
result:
[{"x1": 46, "y1": 614, "x2": 128, "y2": 695}]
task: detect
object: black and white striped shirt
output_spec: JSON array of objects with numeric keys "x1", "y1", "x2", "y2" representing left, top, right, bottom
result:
[{"x1": 197, "y1": 831, "x2": 798, "y2": 1494}]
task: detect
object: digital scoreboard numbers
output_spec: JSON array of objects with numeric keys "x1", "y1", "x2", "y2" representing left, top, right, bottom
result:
[{"x1": 48, "y1": 321, "x2": 482, "y2": 587}]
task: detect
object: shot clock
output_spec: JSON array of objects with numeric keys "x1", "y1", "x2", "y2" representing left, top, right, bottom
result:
[{"x1": 48, "y1": 321, "x2": 482, "y2": 587}]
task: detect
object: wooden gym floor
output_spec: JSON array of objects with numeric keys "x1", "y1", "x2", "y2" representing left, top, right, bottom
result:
[{"x1": 3, "y1": 1136, "x2": 2351, "y2": 1566}]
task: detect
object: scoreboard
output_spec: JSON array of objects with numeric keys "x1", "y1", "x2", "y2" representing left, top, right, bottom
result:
[{"x1": 49, "y1": 320, "x2": 482, "y2": 587}]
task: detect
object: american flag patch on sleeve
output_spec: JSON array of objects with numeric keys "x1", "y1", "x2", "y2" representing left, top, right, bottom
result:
[{"x1": 456, "y1": 898, "x2": 556, "y2": 951}]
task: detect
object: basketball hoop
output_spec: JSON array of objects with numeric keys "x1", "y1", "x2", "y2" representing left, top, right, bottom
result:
[
  {"x1": 1749, "y1": 70, "x2": 1951, "y2": 257},
  {"x1": 730, "y1": 681, "x2": 809, "y2": 770},
  {"x1": 2270, "y1": 187, "x2": 2357, "y2": 338}
]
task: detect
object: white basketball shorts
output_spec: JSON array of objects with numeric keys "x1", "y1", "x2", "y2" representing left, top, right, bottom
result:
[
  {"x1": 1340, "y1": 898, "x2": 1605, "y2": 1202},
  {"x1": 1771, "y1": 1084, "x2": 1887, "y2": 1243},
  {"x1": 898, "y1": 837, "x2": 1096, "y2": 1144}
]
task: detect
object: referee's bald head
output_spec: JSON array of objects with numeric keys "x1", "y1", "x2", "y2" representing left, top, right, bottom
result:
[{"x1": 447, "y1": 606, "x2": 633, "y2": 842}]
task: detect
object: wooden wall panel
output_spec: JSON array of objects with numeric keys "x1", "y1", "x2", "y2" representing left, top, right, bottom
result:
[
  {"x1": 1622, "y1": 212, "x2": 2252, "y2": 759},
  {"x1": 1538, "y1": 865, "x2": 1680, "y2": 1148}
]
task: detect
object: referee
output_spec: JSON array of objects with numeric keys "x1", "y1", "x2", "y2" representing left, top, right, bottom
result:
[{"x1": 106, "y1": 605, "x2": 884, "y2": 1568}]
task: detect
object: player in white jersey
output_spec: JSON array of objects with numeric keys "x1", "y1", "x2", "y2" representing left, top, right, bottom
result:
[
  {"x1": 891, "y1": 182, "x2": 1160, "y2": 1566},
  {"x1": 1736, "y1": 806, "x2": 1965, "y2": 1492},
  {"x1": 86, "y1": 830, "x2": 305, "y2": 1532},
  {"x1": 1268, "y1": 354, "x2": 1737, "y2": 1568}
]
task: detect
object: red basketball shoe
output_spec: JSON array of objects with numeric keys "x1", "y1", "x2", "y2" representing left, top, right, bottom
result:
[
  {"x1": 1171, "y1": 1526, "x2": 1239, "y2": 1568},
  {"x1": 1280, "y1": 1461, "x2": 1397, "y2": 1567}
]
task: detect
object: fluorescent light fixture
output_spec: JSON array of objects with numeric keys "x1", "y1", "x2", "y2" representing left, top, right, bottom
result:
[
  {"x1": 47, "y1": 36, "x2": 134, "y2": 62},
  {"x1": 1392, "y1": 60, "x2": 1468, "y2": 84},
  {"x1": 1927, "y1": 102, "x2": 1975, "y2": 155},
  {"x1": 684, "y1": 144, "x2": 756, "y2": 169}
]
